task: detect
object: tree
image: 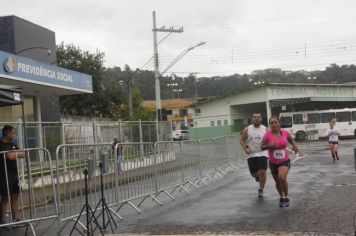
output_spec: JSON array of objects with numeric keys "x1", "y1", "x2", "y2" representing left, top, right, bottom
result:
[
  {"x1": 102, "y1": 65, "x2": 155, "y2": 120},
  {"x1": 57, "y1": 42, "x2": 108, "y2": 117}
]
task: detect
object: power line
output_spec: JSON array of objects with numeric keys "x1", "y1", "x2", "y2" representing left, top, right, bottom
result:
[
  {"x1": 170, "y1": 59, "x2": 356, "y2": 76},
  {"x1": 181, "y1": 10, "x2": 356, "y2": 29},
  {"x1": 138, "y1": 37, "x2": 356, "y2": 75}
]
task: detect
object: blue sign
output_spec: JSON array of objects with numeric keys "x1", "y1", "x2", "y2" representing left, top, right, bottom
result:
[{"x1": 0, "y1": 50, "x2": 92, "y2": 93}]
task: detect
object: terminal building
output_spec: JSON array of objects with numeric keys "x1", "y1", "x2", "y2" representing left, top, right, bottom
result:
[
  {"x1": 191, "y1": 83, "x2": 356, "y2": 138},
  {"x1": 0, "y1": 15, "x2": 92, "y2": 123}
]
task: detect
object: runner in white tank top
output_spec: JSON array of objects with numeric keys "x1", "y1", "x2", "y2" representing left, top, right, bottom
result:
[
  {"x1": 240, "y1": 112, "x2": 268, "y2": 197},
  {"x1": 325, "y1": 119, "x2": 340, "y2": 162},
  {"x1": 246, "y1": 125, "x2": 269, "y2": 158}
]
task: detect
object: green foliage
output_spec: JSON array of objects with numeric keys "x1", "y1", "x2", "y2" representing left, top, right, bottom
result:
[
  {"x1": 57, "y1": 42, "x2": 107, "y2": 117},
  {"x1": 57, "y1": 43, "x2": 154, "y2": 120},
  {"x1": 132, "y1": 64, "x2": 356, "y2": 100},
  {"x1": 102, "y1": 65, "x2": 155, "y2": 121}
]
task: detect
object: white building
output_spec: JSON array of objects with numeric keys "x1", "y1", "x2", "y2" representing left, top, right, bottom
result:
[{"x1": 193, "y1": 83, "x2": 356, "y2": 133}]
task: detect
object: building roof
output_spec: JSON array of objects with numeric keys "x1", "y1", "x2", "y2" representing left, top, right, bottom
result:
[
  {"x1": 142, "y1": 99, "x2": 193, "y2": 110},
  {"x1": 196, "y1": 83, "x2": 356, "y2": 106},
  {"x1": 268, "y1": 83, "x2": 356, "y2": 87}
]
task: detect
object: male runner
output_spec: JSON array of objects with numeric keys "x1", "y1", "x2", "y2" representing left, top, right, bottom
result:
[{"x1": 240, "y1": 112, "x2": 268, "y2": 197}]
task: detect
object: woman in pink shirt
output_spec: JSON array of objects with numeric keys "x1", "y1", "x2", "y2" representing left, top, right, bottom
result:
[{"x1": 261, "y1": 116, "x2": 298, "y2": 207}]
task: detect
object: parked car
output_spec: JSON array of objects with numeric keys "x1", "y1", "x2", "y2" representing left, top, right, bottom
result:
[{"x1": 172, "y1": 130, "x2": 189, "y2": 141}]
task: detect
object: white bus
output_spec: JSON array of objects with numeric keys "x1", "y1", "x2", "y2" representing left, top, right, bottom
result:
[{"x1": 279, "y1": 108, "x2": 356, "y2": 140}]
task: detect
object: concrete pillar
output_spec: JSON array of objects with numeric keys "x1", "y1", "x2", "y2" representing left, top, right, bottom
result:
[
  {"x1": 266, "y1": 100, "x2": 272, "y2": 121},
  {"x1": 35, "y1": 97, "x2": 44, "y2": 161},
  {"x1": 266, "y1": 87, "x2": 272, "y2": 120}
]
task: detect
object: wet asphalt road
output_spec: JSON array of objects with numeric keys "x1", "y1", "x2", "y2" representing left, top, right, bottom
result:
[
  {"x1": 116, "y1": 140, "x2": 356, "y2": 235},
  {"x1": 4, "y1": 140, "x2": 356, "y2": 235}
]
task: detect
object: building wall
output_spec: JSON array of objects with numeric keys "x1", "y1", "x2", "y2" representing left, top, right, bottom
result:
[
  {"x1": 0, "y1": 16, "x2": 15, "y2": 52},
  {"x1": 0, "y1": 98, "x2": 34, "y2": 122},
  {"x1": 228, "y1": 87, "x2": 267, "y2": 106},
  {"x1": 189, "y1": 125, "x2": 238, "y2": 140},
  {"x1": 194, "y1": 87, "x2": 268, "y2": 128},
  {"x1": 194, "y1": 98, "x2": 231, "y2": 128},
  {"x1": 12, "y1": 16, "x2": 57, "y2": 63},
  {"x1": 0, "y1": 15, "x2": 60, "y2": 121}
]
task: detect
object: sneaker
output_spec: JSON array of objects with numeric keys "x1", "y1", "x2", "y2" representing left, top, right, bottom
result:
[
  {"x1": 254, "y1": 176, "x2": 260, "y2": 182},
  {"x1": 12, "y1": 219, "x2": 26, "y2": 228},
  {"x1": 279, "y1": 198, "x2": 284, "y2": 207},
  {"x1": 258, "y1": 189, "x2": 264, "y2": 197},
  {"x1": 284, "y1": 198, "x2": 290, "y2": 207}
]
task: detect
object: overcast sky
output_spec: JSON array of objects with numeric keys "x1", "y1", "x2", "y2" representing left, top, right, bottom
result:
[{"x1": 4, "y1": 0, "x2": 356, "y2": 76}]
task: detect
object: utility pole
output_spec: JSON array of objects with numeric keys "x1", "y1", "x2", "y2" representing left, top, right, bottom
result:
[
  {"x1": 305, "y1": 43, "x2": 307, "y2": 59},
  {"x1": 128, "y1": 74, "x2": 133, "y2": 119},
  {"x1": 152, "y1": 11, "x2": 183, "y2": 122}
]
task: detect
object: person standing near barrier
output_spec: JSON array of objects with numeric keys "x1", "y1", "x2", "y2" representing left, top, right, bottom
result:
[
  {"x1": 261, "y1": 116, "x2": 298, "y2": 208},
  {"x1": 240, "y1": 112, "x2": 268, "y2": 197},
  {"x1": 112, "y1": 137, "x2": 123, "y2": 174},
  {"x1": 326, "y1": 119, "x2": 340, "y2": 162},
  {"x1": 0, "y1": 125, "x2": 25, "y2": 224}
]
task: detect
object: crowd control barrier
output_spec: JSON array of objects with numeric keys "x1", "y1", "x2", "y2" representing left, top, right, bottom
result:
[{"x1": 0, "y1": 148, "x2": 57, "y2": 236}]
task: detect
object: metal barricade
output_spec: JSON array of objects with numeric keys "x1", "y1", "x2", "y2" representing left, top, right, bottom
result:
[
  {"x1": 0, "y1": 148, "x2": 57, "y2": 235},
  {"x1": 198, "y1": 138, "x2": 221, "y2": 181},
  {"x1": 55, "y1": 142, "x2": 159, "y2": 227},
  {"x1": 114, "y1": 142, "x2": 161, "y2": 213},
  {"x1": 212, "y1": 136, "x2": 230, "y2": 174},
  {"x1": 55, "y1": 143, "x2": 121, "y2": 225},
  {"x1": 222, "y1": 135, "x2": 246, "y2": 169},
  {"x1": 154, "y1": 141, "x2": 185, "y2": 199},
  {"x1": 53, "y1": 135, "x2": 244, "y2": 232},
  {"x1": 180, "y1": 140, "x2": 204, "y2": 188}
]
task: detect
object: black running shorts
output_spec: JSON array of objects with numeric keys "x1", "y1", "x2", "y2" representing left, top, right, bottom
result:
[
  {"x1": 329, "y1": 141, "x2": 338, "y2": 145},
  {"x1": 269, "y1": 160, "x2": 291, "y2": 176},
  {"x1": 247, "y1": 156, "x2": 268, "y2": 175}
]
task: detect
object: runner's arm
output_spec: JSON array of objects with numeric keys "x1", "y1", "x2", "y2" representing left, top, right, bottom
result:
[
  {"x1": 239, "y1": 127, "x2": 251, "y2": 154},
  {"x1": 261, "y1": 137, "x2": 277, "y2": 150},
  {"x1": 287, "y1": 132, "x2": 298, "y2": 154}
]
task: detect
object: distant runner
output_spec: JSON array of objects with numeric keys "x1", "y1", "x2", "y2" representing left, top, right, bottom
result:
[
  {"x1": 325, "y1": 119, "x2": 340, "y2": 162},
  {"x1": 261, "y1": 116, "x2": 298, "y2": 207},
  {"x1": 240, "y1": 112, "x2": 268, "y2": 197}
]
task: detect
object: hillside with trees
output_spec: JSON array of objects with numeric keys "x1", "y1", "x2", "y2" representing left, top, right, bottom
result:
[
  {"x1": 57, "y1": 42, "x2": 356, "y2": 120},
  {"x1": 104, "y1": 63, "x2": 356, "y2": 101}
]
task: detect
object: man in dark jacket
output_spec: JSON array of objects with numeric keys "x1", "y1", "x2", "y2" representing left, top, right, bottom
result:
[{"x1": 0, "y1": 125, "x2": 25, "y2": 224}]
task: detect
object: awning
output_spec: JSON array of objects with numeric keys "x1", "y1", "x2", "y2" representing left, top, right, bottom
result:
[{"x1": 0, "y1": 84, "x2": 23, "y2": 107}]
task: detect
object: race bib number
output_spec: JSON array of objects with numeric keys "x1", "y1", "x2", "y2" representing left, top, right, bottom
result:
[{"x1": 273, "y1": 149, "x2": 285, "y2": 160}]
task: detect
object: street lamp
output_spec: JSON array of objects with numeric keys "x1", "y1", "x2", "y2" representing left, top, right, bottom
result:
[
  {"x1": 173, "y1": 89, "x2": 183, "y2": 99},
  {"x1": 15, "y1": 46, "x2": 52, "y2": 55},
  {"x1": 160, "y1": 42, "x2": 206, "y2": 75},
  {"x1": 155, "y1": 41, "x2": 206, "y2": 121},
  {"x1": 167, "y1": 83, "x2": 178, "y2": 99}
]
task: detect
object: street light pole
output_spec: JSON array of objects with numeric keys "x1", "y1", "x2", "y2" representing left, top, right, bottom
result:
[
  {"x1": 194, "y1": 77, "x2": 198, "y2": 101},
  {"x1": 173, "y1": 89, "x2": 183, "y2": 99}
]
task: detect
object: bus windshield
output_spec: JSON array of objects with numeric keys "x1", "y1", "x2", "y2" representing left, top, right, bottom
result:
[{"x1": 280, "y1": 116, "x2": 292, "y2": 128}]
